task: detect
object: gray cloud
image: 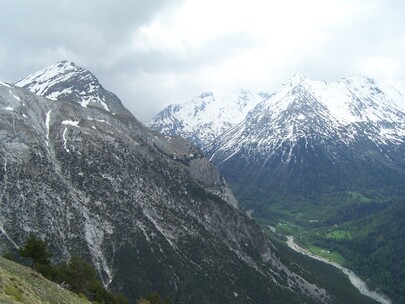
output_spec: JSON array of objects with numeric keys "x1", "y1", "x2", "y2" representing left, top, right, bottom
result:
[
  {"x1": 1, "y1": 0, "x2": 405, "y2": 121},
  {"x1": 106, "y1": 31, "x2": 258, "y2": 75},
  {"x1": 0, "y1": 0, "x2": 181, "y2": 78}
]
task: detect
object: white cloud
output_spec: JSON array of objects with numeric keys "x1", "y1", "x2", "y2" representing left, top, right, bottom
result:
[
  {"x1": 1, "y1": 0, "x2": 405, "y2": 121},
  {"x1": 359, "y1": 57, "x2": 401, "y2": 80},
  {"x1": 132, "y1": 0, "x2": 356, "y2": 56}
]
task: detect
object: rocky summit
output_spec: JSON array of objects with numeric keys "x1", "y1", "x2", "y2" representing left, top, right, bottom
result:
[{"x1": 0, "y1": 62, "x2": 327, "y2": 303}]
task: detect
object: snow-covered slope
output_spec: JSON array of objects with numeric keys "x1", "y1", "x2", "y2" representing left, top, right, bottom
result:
[
  {"x1": 14, "y1": 61, "x2": 129, "y2": 115},
  {"x1": 208, "y1": 75, "x2": 405, "y2": 163},
  {"x1": 204, "y1": 74, "x2": 405, "y2": 198},
  {"x1": 147, "y1": 90, "x2": 269, "y2": 147},
  {"x1": 149, "y1": 75, "x2": 405, "y2": 153}
]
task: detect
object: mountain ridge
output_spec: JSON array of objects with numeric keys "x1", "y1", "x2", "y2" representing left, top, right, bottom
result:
[{"x1": 147, "y1": 89, "x2": 269, "y2": 148}]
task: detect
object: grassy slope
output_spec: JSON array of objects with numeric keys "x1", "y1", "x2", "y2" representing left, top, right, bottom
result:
[{"x1": 0, "y1": 257, "x2": 90, "y2": 304}]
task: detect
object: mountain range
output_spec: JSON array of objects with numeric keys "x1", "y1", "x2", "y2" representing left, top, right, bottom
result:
[
  {"x1": 147, "y1": 90, "x2": 269, "y2": 148},
  {"x1": 0, "y1": 61, "x2": 338, "y2": 303},
  {"x1": 149, "y1": 74, "x2": 405, "y2": 303},
  {"x1": 149, "y1": 74, "x2": 405, "y2": 201}
]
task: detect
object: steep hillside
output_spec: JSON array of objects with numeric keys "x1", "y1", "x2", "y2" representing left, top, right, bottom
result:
[{"x1": 0, "y1": 257, "x2": 89, "y2": 304}]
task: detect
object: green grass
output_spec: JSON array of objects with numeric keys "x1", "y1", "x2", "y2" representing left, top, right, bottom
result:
[
  {"x1": 261, "y1": 225, "x2": 377, "y2": 304},
  {"x1": 4, "y1": 285, "x2": 23, "y2": 302},
  {"x1": 307, "y1": 245, "x2": 346, "y2": 265},
  {"x1": 0, "y1": 257, "x2": 90, "y2": 304},
  {"x1": 274, "y1": 221, "x2": 302, "y2": 235},
  {"x1": 327, "y1": 230, "x2": 352, "y2": 240},
  {"x1": 347, "y1": 191, "x2": 371, "y2": 203},
  {"x1": 261, "y1": 222, "x2": 347, "y2": 266}
]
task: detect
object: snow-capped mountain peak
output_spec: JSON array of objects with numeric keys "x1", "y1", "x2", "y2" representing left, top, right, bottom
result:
[
  {"x1": 149, "y1": 74, "x2": 405, "y2": 166},
  {"x1": 14, "y1": 61, "x2": 129, "y2": 115},
  {"x1": 198, "y1": 74, "x2": 405, "y2": 203},
  {"x1": 147, "y1": 89, "x2": 268, "y2": 147},
  {"x1": 151, "y1": 74, "x2": 405, "y2": 159},
  {"x1": 284, "y1": 73, "x2": 312, "y2": 86},
  {"x1": 213, "y1": 75, "x2": 404, "y2": 161},
  {"x1": 268, "y1": 74, "x2": 405, "y2": 125},
  {"x1": 15, "y1": 61, "x2": 85, "y2": 98}
]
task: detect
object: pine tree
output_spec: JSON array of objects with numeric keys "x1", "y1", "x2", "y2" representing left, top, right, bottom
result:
[{"x1": 19, "y1": 234, "x2": 51, "y2": 270}]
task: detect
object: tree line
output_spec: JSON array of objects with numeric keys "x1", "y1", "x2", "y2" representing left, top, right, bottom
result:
[{"x1": 9, "y1": 234, "x2": 171, "y2": 304}]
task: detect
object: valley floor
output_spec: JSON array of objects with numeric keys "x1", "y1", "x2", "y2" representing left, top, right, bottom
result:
[{"x1": 285, "y1": 235, "x2": 391, "y2": 304}]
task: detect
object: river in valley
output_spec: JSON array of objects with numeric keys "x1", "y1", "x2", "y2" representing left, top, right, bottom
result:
[{"x1": 285, "y1": 235, "x2": 391, "y2": 304}]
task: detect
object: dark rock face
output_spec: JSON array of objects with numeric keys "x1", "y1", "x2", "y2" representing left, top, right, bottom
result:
[{"x1": 0, "y1": 65, "x2": 326, "y2": 303}]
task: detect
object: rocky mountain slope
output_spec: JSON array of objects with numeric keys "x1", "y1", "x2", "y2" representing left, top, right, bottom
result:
[
  {"x1": 0, "y1": 62, "x2": 329, "y2": 303},
  {"x1": 147, "y1": 90, "x2": 269, "y2": 148}
]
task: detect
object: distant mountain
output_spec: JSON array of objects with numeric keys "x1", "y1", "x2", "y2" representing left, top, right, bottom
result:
[
  {"x1": 151, "y1": 74, "x2": 405, "y2": 200},
  {"x1": 205, "y1": 74, "x2": 405, "y2": 199},
  {"x1": 147, "y1": 90, "x2": 269, "y2": 148},
  {"x1": 0, "y1": 62, "x2": 328, "y2": 303}
]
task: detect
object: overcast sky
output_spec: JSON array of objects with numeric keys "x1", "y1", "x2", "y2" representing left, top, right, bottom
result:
[{"x1": 1, "y1": 0, "x2": 404, "y2": 121}]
